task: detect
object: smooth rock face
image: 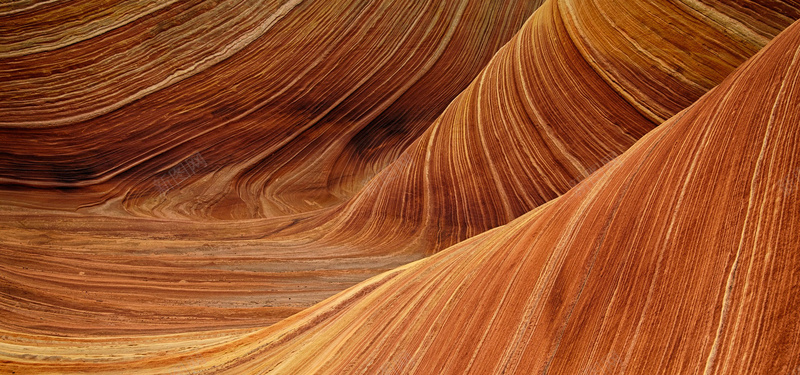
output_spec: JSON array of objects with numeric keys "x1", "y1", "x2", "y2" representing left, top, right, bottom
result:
[{"x1": 1, "y1": 0, "x2": 799, "y2": 373}]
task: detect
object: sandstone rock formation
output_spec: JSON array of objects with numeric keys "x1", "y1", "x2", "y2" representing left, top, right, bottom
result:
[
  {"x1": 0, "y1": 0, "x2": 544, "y2": 335},
  {"x1": 1, "y1": 0, "x2": 799, "y2": 373}
]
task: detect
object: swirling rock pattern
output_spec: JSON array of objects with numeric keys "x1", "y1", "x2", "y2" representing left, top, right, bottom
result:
[
  {"x1": 283, "y1": 0, "x2": 800, "y2": 265},
  {"x1": 232, "y1": 18, "x2": 800, "y2": 373},
  {"x1": 0, "y1": 0, "x2": 543, "y2": 335},
  {"x1": 0, "y1": 0, "x2": 542, "y2": 217},
  {"x1": 1, "y1": 0, "x2": 800, "y2": 373}
]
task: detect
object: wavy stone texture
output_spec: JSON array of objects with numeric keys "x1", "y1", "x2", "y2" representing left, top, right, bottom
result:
[
  {"x1": 0, "y1": 0, "x2": 544, "y2": 336},
  {"x1": 235, "y1": 18, "x2": 800, "y2": 373},
  {"x1": 208, "y1": 18, "x2": 800, "y2": 373},
  {"x1": 1, "y1": 0, "x2": 800, "y2": 373}
]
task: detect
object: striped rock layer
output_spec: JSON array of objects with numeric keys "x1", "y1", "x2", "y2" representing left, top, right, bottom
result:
[
  {"x1": 0, "y1": 0, "x2": 542, "y2": 217},
  {"x1": 212, "y1": 18, "x2": 800, "y2": 373},
  {"x1": 1, "y1": 0, "x2": 800, "y2": 373},
  {"x1": 0, "y1": 0, "x2": 543, "y2": 335}
]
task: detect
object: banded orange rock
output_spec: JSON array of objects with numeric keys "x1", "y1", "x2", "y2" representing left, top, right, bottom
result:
[
  {"x1": 0, "y1": 0, "x2": 544, "y2": 335},
  {"x1": 1, "y1": 0, "x2": 799, "y2": 373},
  {"x1": 244, "y1": 17, "x2": 800, "y2": 373}
]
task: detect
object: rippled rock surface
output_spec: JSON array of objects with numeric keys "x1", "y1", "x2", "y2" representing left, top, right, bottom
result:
[{"x1": 1, "y1": 0, "x2": 799, "y2": 373}]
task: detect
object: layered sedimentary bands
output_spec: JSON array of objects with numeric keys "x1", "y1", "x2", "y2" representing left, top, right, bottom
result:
[
  {"x1": 0, "y1": 0, "x2": 544, "y2": 335},
  {"x1": 1, "y1": 0, "x2": 800, "y2": 373}
]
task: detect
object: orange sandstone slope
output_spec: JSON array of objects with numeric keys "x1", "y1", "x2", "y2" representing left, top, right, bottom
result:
[
  {"x1": 1, "y1": 0, "x2": 799, "y2": 339},
  {"x1": 211, "y1": 17, "x2": 799, "y2": 374},
  {"x1": 4, "y1": 13, "x2": 798, "y2": 374},
  {"x1": 0, "y1": 2, "x2": 799, "y2": 375},
  {"x1": 309, "y1": 0, "x2": 800, "y2": 254},
  {"x1": 0, "y1": 14, "x2": 800, "y2": 374}
]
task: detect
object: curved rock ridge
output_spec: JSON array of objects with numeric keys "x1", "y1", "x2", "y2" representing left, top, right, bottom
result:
[
  {"x1": 0, "y1": 0, "x2": 542, "y2": 218},
  {"x1": 2, "y1": 0, "x2": 800, "y2": 341},
  {"x1": 0, "y1": 0, "x2": 545, "y2": 335},
  {"x1": 255, "y1": 18, "x2": 800, "y2": 372},
  {"x1": 245, "y1": 17, "x2": 800, "y2": 372},
  {"x1": 4, "y1": 13, "x2": 799, "y2": 374},
  {"x1": 0, "y1": 0, "x2": 796, "y2": 221},
  {"x1": 313, "y1": 0, "x2": 800, "y2": 254}
]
